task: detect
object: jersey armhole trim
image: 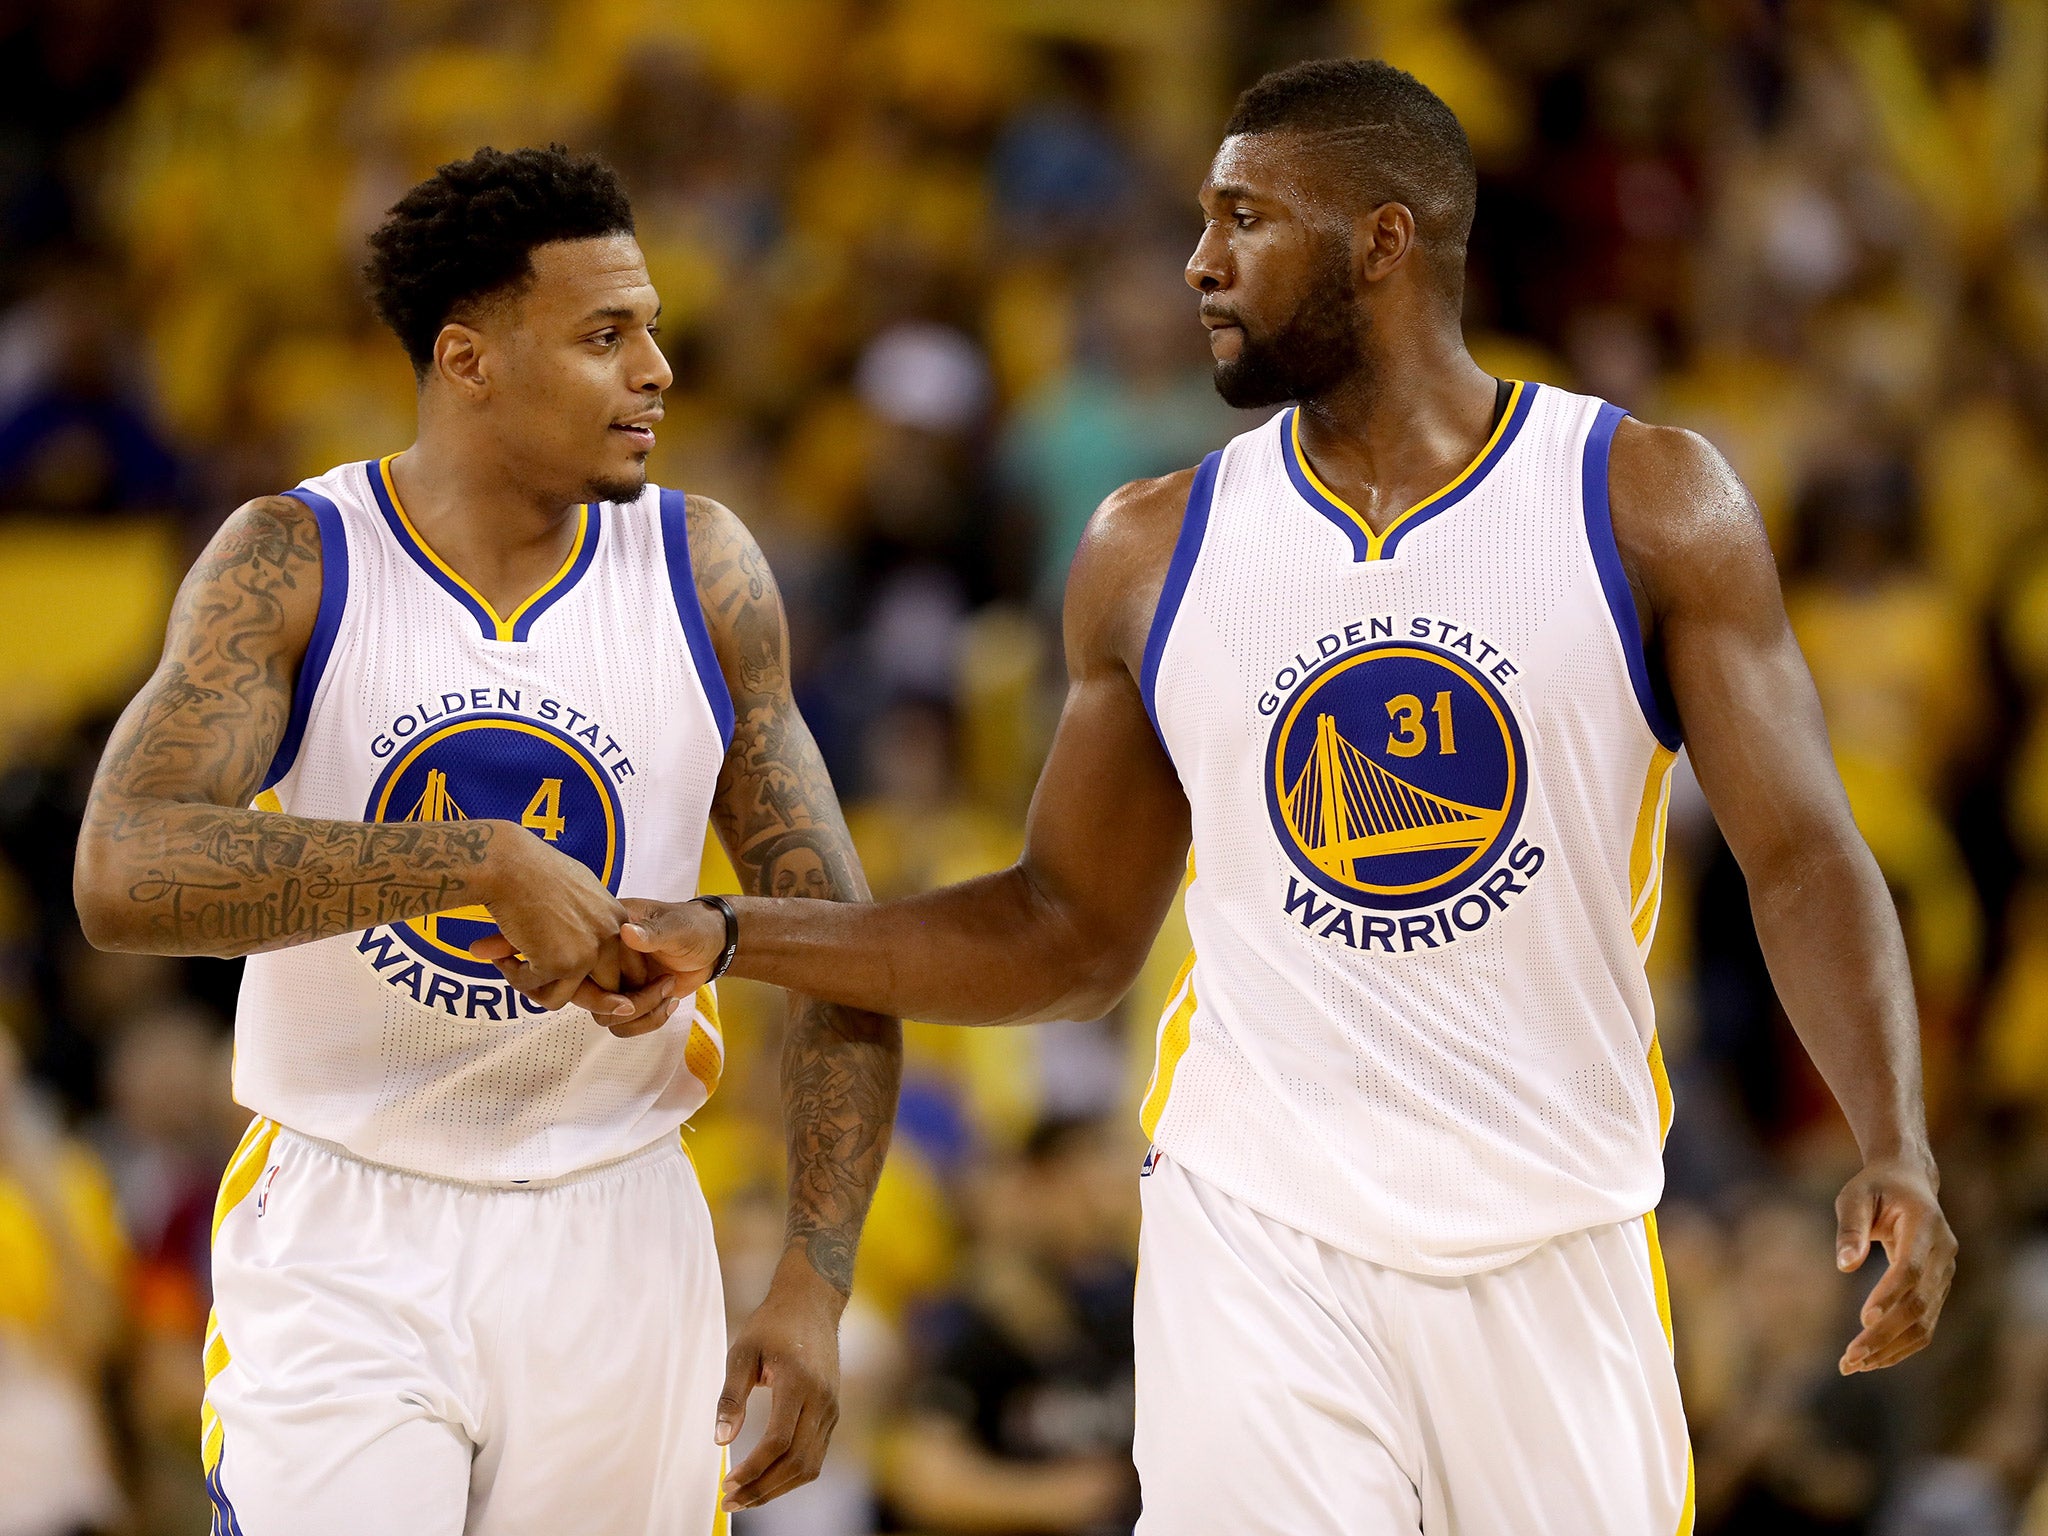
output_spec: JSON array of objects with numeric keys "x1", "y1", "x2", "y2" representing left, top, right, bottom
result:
[
  {"x1": 1139, "y1": 450, "x2": 1223, "y2": 745},
  {"x1": 1581, "y1": 403, "x2": 1683, "y2": 750},
  {"x1": 658, "y1": 488, "x2": 737, "y2": 749},
  {"x1": 260, "y1": 487, "x2": 350, "y2": 792}
]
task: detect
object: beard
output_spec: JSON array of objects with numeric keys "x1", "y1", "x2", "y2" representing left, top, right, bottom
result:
[
  {"x1": 1211, "y1": 235, "x2": 1366, "y2": 409},
  {"x1": 585, "y1": 464, "x2": 650, "y2": 506}
]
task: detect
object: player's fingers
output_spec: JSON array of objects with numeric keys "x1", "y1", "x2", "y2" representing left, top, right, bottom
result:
[
  {"x1": 1835, "y1": 1178, "x2": 1877, "y2": 1272},
  {"x1": 724, "y1": 1401, "x2": 833, "y2": 1509},
  {"x1": 587, "y1": 933, "x2": 624, "y2": 994},
  {"x1": 714, "y1": 1338, "x2": 763, "y2": 1448},
  {"x1": 569, "y1": 973, "x2": 668, "y2": 1021},
  {"x1": 468, "y1": 933, "x2": 517, "y2": 962},
  {"x1": 607, "y1": 994, "x2": 681, "y2": 1039},
  {"x1": 724, "y1": 1374, "x2": 805, "y2": 1492},
  {"x1": 1840, "y1": 1261, "x2": 1938, "y2": 1371},
  {"x1": 619, "y1": 899, "x2": 683, "y2": 950},
  {"x1": 490, "y1": 958, "x2": 580, "y2": 1011}
]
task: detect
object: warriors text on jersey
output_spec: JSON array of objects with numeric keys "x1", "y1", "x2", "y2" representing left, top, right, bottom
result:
[
  {"x1": 234, "y1": 458, "x2": 733, "y2": 1184},
  {"x1": 1138, "y1": 384, "x2": 1683, "y2": 1275}
]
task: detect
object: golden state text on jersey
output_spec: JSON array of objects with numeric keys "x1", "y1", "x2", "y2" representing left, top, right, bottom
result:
[
  {"x1": 233, "y1": 459, "x2": 732, "y2": 1184},
  {"x1": 1260, "y1": 615, "x2": 1545, "y2": 953},
  {"x1": 354, "y1": 696, "x2": 630, "y2": 1020}
]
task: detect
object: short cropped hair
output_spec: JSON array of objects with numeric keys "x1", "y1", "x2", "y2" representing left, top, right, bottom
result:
[
  {"x1": 1224, "y1": 59, "x2": 1476, "y2": 257},
  {"x1": 364, "y1": 144, "x2": 636, "y2": 375}
]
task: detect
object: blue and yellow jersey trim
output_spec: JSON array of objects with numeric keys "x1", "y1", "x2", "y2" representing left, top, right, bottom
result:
[
  {"x1": 656, "y1": 488, "x2": 737, "y2": 749},
  {"x1": 258, "y1": 485, "x2": 350, "y2": 793},
  {"x1": 1580, "y1": 402, "x2": 1683, "y2": 749},
  {"x1": 1139, "y1": 450, "x2": 1223, "y2": 746},
  {"x1": 367, "y1": 456, "x2": 601, "y2": 643},
  {"x1": 1281, "y1": 381, "x2": 1535, "y2": 563}
]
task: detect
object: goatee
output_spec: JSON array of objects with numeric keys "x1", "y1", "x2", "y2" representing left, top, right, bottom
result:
[
  {"x1": 587, "y1": 467, "x2": 649, "y2": 506},
  {"x1": 1212, "y1": 234, "x2": 1365, "y2": 409}
]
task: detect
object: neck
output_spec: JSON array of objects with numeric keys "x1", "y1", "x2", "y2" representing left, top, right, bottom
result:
[
  {"x1": 393, "y1": 419, "x2": 584, "y2": 549},
  {"x1": 385, "y1": 411, "x2": 590, "y2": 619},
  {"x1": 1292, "y1": 321, "x2": 1498, "y2": 535}
]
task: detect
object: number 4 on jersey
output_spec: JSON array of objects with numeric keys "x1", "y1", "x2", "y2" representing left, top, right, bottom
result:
[{"x1": 521, "y1": 778, "x2": 567, "y2": 841}]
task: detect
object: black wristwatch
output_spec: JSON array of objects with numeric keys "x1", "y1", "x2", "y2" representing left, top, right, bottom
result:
[{"x1": 693, "y1": 894, "x2": 739, "y2": 983}]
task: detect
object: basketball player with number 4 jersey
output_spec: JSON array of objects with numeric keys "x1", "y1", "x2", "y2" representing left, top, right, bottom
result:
[
  {"x1": 606, "y1": 60, "x2": 1958, "y2": 1534},
  {"x1": 73, "y1": 147, "x2": 900, "y2": 1533}
]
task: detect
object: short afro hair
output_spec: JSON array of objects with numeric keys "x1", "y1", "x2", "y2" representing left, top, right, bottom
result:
[
  {"x1": 1224, "y1": 59, "x2": 1475, "y2": 262},
  {"x1": 364, "y1": 144, "x2": 636, "y2": 376}
]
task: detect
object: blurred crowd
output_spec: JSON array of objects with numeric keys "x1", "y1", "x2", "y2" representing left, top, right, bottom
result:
[{"x1": 0, "y1": 0, "x2": 2046, "y2": 1531}]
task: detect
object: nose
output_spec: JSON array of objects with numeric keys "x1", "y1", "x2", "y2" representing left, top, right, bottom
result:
[
  {"x1": 637, "y1": 334, "x2": 673, "y2": 394},
  {"x1": 1185, "y1": 223, "x2": 1228, "y2": 294}
]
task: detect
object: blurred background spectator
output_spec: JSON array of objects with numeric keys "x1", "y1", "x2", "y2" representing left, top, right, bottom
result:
[{"x1": 0, "y1": 0, "x2": 2045, "y2": 1531}]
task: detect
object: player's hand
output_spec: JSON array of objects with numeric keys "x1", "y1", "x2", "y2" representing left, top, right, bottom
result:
[
  {"x1": 1834, "y1": 1152, "x2": 1956, "y2": 1374},
  {"x1": 716, "y1": 1247, "x2": 845, "y2": 1511},
  {"x1": 619, "y1": 896, "x2": 728, "y2": 992},
  {"x1": 468, "y1": 825, "x2": 632, "y2": 1012},
  {"x1": 469, "y1": 927, "x2": 684, "y2": 1035}
]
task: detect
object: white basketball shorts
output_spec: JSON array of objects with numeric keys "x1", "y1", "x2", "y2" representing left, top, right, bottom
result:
[
  {"x1": 1133, "y1": 1151, "x2": 1692, "y2": 1535},
  {"x1": 202, "y1": 1118, "x2": 728, "y2": 1536}
]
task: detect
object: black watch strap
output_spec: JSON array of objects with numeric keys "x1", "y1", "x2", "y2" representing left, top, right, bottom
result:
[{"x1": 694, "y1": 894, "x2": 739, "y2": 983}]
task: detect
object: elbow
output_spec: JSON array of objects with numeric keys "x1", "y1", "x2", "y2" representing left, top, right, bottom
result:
[
  {"x1": 1020, "y1": 942, "x2": 1146, "y2": 1027},
  {"x1": 72, "y1": 838, "x2": 140, "y2": 952}
]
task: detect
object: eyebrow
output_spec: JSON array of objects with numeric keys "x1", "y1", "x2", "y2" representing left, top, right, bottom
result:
[{"x1": 580, "y1": 301, "x2": 662, "y2": 325}]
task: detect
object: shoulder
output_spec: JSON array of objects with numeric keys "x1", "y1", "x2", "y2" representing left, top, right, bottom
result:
[
  {"x1": 1606, "y1": 416, "x2": 1773, "y2": 617},
  {"x1": 1065, "y1": 467, "x2": 1202, "y2": 670},
  {"x1": 185, "y1": 494, "x2": 326, "y2": 611},
  {"x1": 676, "y1": 493, "x2": 784, "y2": 681}
]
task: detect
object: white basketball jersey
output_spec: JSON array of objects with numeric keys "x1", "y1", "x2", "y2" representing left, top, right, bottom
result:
[
  {"x1": 1138, "y1": 383, "x2": 1683, "y2": 1276},
  {"x1": 233, "y1": 457, "x2": 732, "y2": 1184}
]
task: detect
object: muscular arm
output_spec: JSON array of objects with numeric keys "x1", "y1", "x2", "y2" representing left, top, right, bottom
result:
[
  {"x1": 645, "y1": 473, "x2": 1194, "y2": 1027},
  {"x1": 681, "y1": 497, "x2": 902, "y2": 1509},
  {"x1": 75, "y1": 497, "x2": 624, "y2": 989},
  {"x1": 691, "y1": 494, "x2": 901, "y2": 1294},
  {"x1": 74, "y1": 497, "x2": 496, "y2": 955},
  {"x1": 1611, "y1": 419, "x2": 1955, "y2": 1371}
]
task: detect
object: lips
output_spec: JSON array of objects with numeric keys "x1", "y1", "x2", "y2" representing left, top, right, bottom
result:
[{"x1": 610, "y1": 412, "x2": 660, "y2": 448}]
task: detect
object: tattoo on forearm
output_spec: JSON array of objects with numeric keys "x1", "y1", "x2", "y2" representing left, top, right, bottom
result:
[
  {"x1": 80, "y1": 497, "x2": 497, "y2": 956},
  {"x1": 693, "y1": 496, "x2": 902, "y2": 1296}
]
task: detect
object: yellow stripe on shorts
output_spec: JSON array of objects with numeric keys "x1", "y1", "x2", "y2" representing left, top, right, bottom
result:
[{"x1": 1643, "y1": 1211, "x2": 1697, "y2": 1535}]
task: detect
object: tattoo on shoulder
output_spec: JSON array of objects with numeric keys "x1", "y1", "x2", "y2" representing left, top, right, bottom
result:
[{"x1": 81, "y1": 497, "x2": 500, "y2": 956}]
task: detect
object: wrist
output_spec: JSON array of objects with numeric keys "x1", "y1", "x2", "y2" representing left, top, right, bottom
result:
[
  {"x1": 1858, "y1": 1134, "x2": 1937, "y2": 1178},
  {"x1": 774, "y1": 1240, "x2": 852, "y2": 1316},
  {"x1": 475, "y1": 820, "x2": 531, "y2": 903}
]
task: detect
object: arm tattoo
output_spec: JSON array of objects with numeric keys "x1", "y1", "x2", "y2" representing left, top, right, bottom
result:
[
  {"x1": 78, "y1": 497, "x2": 498, "y2": 956},
  {"x1": 693, "y1": 496, "x2": 902, "y2": 1297}
]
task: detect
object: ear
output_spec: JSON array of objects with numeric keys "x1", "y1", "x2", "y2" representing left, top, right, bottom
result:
[
  {"x1": 1355, "y1": 202, "x2": 1418, "y2": 285},
  {"x1": 430, "y1": 322, "x2": 491, "y2": 399}
]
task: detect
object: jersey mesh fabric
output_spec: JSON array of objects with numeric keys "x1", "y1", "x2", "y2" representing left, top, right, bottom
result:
[
  {"x1": 1145, "y1": 386, "x2": 1675, "y2": 1275},
  {"x1": 234, "y1": 462, "x2": 728, "y2": 1183}
]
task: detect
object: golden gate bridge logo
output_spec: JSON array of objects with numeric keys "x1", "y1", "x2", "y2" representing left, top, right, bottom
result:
[
  {"x1": 397, "y1": 769, "x2": 498, "y2": 948},
  {"x1": 1283, "y1": 712, "x2": 1506, "y2": 877},
  {"x1": 364, "y1": 712, "x2": 623, "y2": 978},
  {"x1": 1265, "y1": 643, "x2": 1526, "y2": 909}
]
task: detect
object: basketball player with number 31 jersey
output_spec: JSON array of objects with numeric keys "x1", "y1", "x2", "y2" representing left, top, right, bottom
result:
[
  {"x1": 616, "y1": 60, "x2": 1956, "y2": 1535},
  {"x1": 74, "y1": 148, "x2": 899, "y2": 1533}
]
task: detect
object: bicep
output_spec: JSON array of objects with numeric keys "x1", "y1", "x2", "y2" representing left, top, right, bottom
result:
[
  {"x1": 1018, "y1": 664, "x2": 1192, "y2": 961},
  {"x1": 689, "y1": 495, "x2": 868, "y2": 900},
  {"x1": 93, "y1": 498, "x2": 320, "y2": 810},
  {"x1": 1632, "y1": 443, "x2": 1857, "y2": 876}
]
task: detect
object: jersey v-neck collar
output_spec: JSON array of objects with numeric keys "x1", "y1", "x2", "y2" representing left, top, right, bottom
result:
[
  {"x1": 366, "y1": 455, "x2": 602, "y2": 643},
  {"x1": 1281, "y1": 380, "x2": 1536, "y2": 563}
]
